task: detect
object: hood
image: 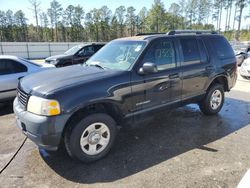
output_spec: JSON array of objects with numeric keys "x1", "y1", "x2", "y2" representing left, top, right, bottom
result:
[
  {"x1": 45, "y1": 54, "x2": 72, "y2": 61},
  {"x1": 20, "y1": 65, "x2": 118, "y2": 96}
]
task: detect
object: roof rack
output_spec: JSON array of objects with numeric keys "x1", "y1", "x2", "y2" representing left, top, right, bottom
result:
[
  {"x1": 167, "y1": 30, "x2": 217, "y2": 35},
  {"x1": 135, "y1": 30, "x2": 217, "y2": 37},
  {"x1": 135, "y1": 33, "x2": 166, "y2": 36}
]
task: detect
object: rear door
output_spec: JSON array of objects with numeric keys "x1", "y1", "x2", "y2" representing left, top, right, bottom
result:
[
  {"x1": 0, "y1": 59, "x2": 28, "y2": 100},
  {"x1": 178, "y1": 36, "x2": 211, "y2": 100}
]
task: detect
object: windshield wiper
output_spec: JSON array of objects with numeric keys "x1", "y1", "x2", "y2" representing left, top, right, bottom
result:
[{"x1": 88, "y1": 63, "x2": 106, "y2": 70}]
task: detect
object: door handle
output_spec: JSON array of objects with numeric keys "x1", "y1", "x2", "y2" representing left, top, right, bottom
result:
[{"x1": 169, "y1": 73, "x2": 179, "y2": 79}]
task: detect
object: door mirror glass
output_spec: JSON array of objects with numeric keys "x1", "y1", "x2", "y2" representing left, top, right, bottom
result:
[{"x1": 138, "y1": 62, "x2": 158, "y2": 75}]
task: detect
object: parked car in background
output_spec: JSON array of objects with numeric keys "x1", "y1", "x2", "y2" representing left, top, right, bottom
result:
[
  {"x1": 14, "y1": 30, "x2": 237, "y2": 163},
  {"x1": 0, "y1": 55, "x2": 54, "y2": 102},
  {"x1": 231, "y1": 42, "x2": 250, "y2": 66},
  {"x1": 240, "y1": 55, "x2": 250, "y2": 80},
  {"x1": 45, "y1": 43, "x2": 106, "y2": 67}
]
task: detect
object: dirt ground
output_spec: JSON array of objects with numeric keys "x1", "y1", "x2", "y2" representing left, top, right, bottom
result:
[{"x1": 0, "y1": 75, "x2": 250, "y2": 188}]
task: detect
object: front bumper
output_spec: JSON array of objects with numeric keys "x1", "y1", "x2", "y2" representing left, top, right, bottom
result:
[{"x1": 13, "y1": 97, "x2": 70, "y2": 151}]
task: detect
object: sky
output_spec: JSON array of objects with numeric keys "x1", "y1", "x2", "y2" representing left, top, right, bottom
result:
[
  {"x1": 0, "y1": 0, "x2": 250, "y2": 30},
  {"x1": 1, "y1": 0, "x2": 169, "y2": 23}
]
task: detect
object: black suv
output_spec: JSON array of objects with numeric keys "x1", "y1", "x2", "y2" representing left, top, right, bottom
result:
[
  {"x1": 45, "y1": 43, "x2": 106, "y2": 67},
  {"x1": 14, "y1": 30, "x2": 237, "y2": 162}
]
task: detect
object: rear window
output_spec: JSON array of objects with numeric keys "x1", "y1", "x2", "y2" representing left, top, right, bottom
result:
[{"x1": 209, "y1": 36, "x2": 234, "y2": 58}]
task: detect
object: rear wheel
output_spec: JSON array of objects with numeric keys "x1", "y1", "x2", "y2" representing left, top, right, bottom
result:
[
  {"x1": 199, "y1": 84, "x2": 224, "y2": 115},
  {"x1": 64, "y1": 113, "x2": 117, "y2": 163}
]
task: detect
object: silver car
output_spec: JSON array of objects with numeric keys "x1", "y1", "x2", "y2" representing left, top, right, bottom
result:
[
  {"x1": 240, "y1": 57, "x2": 250, "y2": 80},
  {"x1": 0, "y1": 55, "x2": 54, "y2": 102}
]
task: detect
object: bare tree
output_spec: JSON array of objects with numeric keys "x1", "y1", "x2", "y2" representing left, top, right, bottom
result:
[
  {"x1": 235, "y1": 0, "x2": 248, "y2": 40},
  {"x1": 29, "y1": 0, "x2": 41, "y2": 33}
]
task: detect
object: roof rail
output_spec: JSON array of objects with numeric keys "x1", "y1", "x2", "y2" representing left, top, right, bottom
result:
[
  {"x1": 167, "y1": 30, "x2": 217, "y2": 35},
  {"x1": 135, "y1": 32, "x2": 166, "y2": 36}
]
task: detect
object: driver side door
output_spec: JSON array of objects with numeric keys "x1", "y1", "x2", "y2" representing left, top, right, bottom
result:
[{"x1": 131, "y1": 38, "x2": 182, "y2": 113}]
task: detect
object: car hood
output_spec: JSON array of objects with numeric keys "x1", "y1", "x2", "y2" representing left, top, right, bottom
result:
[
  {"x1": 20, "y1": 65, "x2": 117, "y2": 96},
  {"x1": 45, "y1": 54, "x2": 72, "y2": 61}
]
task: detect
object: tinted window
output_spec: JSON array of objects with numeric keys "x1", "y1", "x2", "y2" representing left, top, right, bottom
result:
[
  {"x1": 142, "y1": 39, "x2": 176, "y2": 71},
  {"x1": 210, "y1": 36, "x2": 234, "y2": 58},
  {"x1": 0, "y1": 59, "x2": 27, "y2": 75},
  {"x1": 180, "y1": 38, "x2": 200, "y2": 65},
  {"x1": 94, "y1": 45, "x2": 104, "y2": 51},
  {"x1": 78, "y1": 46, "x2": 95, "y2": 56},
  {"x1": 197, "y1": 39, "x2": 208, "y2": 63}
]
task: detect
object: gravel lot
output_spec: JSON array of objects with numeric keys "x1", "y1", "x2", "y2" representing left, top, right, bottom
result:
[{"x1": 0, "y1": 75, "x2": 250, "y2": 188}]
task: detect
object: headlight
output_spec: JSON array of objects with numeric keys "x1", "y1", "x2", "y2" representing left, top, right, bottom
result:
[{"x1": 27, "y1": 96, "x2": 61, "y2": 116}]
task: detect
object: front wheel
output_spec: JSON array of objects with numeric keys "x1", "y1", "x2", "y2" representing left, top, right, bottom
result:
[
  {"x1": 199, "y1": 84, "x2": 224, "y2": 115},
  {"x1": 64, "y1": 113, "x2": 117, "y2": 163}
]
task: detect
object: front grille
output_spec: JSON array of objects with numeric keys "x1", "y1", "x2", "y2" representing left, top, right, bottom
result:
[{"x1": 17, "y1": 87, "x2": 29, "y2": 108}]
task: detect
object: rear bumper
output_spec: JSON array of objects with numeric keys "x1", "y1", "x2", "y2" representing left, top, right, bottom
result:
[{"x1": 13, "y1": 97, "x2": 70, "y2": 151}]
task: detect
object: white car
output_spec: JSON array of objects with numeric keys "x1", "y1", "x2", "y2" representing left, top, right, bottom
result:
[
  {"x1": 240, "y1": 57, "x2": 250, "y2": 80},
  {"x1": 0, "y1": 55, "x2": 55, "y2": 102}
]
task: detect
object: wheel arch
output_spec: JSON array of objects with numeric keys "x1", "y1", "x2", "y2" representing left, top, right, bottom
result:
[
  {"x1": 61, "y1": 101, "x2": 124, "y2": 139},
  {"x1": 206, "y1": 75, "x2": 229, "y2": 92}
]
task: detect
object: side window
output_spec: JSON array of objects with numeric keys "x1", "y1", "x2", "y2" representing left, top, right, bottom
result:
[
  {"x1": 0, "y1": 60, "x2": 9, "y2": 75},
  {"x1": 0, "y1": 59, "x2": 27, "y2": 75},
  {"x1": 209, "y1": 36, "x2": 234, "y2": 58},
  {"x1": 180, "y1": 38, "x2": 200, "y2": 65},
  {"x1": 78, "y1": 46, "x2": 95, "y2": 56},
  {"x1": 84, "y1": 46, "x2": 95, "y2": 56},
  {"x1": 142, "y1": 39, "x2": 176, "y2": 71},
  {"x1": 94, "y1": 45, "x2": 104, "y2": 52},
  {"x1": 197, "y1": 39, "x2": 208, "y2": 63}
]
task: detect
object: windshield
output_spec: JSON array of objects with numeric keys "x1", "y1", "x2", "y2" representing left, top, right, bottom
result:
[
  {"x1": 86, "y1": 40, "x2": 147, "y2": 70},
  {"x1": 64, "y1": 45, "x2": 82, "y2": 55}
]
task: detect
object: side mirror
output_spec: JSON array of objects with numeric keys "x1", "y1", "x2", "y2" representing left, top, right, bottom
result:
[{"x1": 138, "y1": 62, "x2": 158, "y2": 75}]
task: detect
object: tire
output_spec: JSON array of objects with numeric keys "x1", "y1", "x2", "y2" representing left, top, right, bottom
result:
[
  {"x1": 64, "y1": 113, "x2": 117, "y2": 163},
  {"x1": 199, "y1": 84, "x2": 224, "y2": 115}
]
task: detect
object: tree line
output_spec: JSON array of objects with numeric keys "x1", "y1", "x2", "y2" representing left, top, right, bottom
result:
[{"x1": 0, "y1": 0, "x2": 250, "y2": 42}]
